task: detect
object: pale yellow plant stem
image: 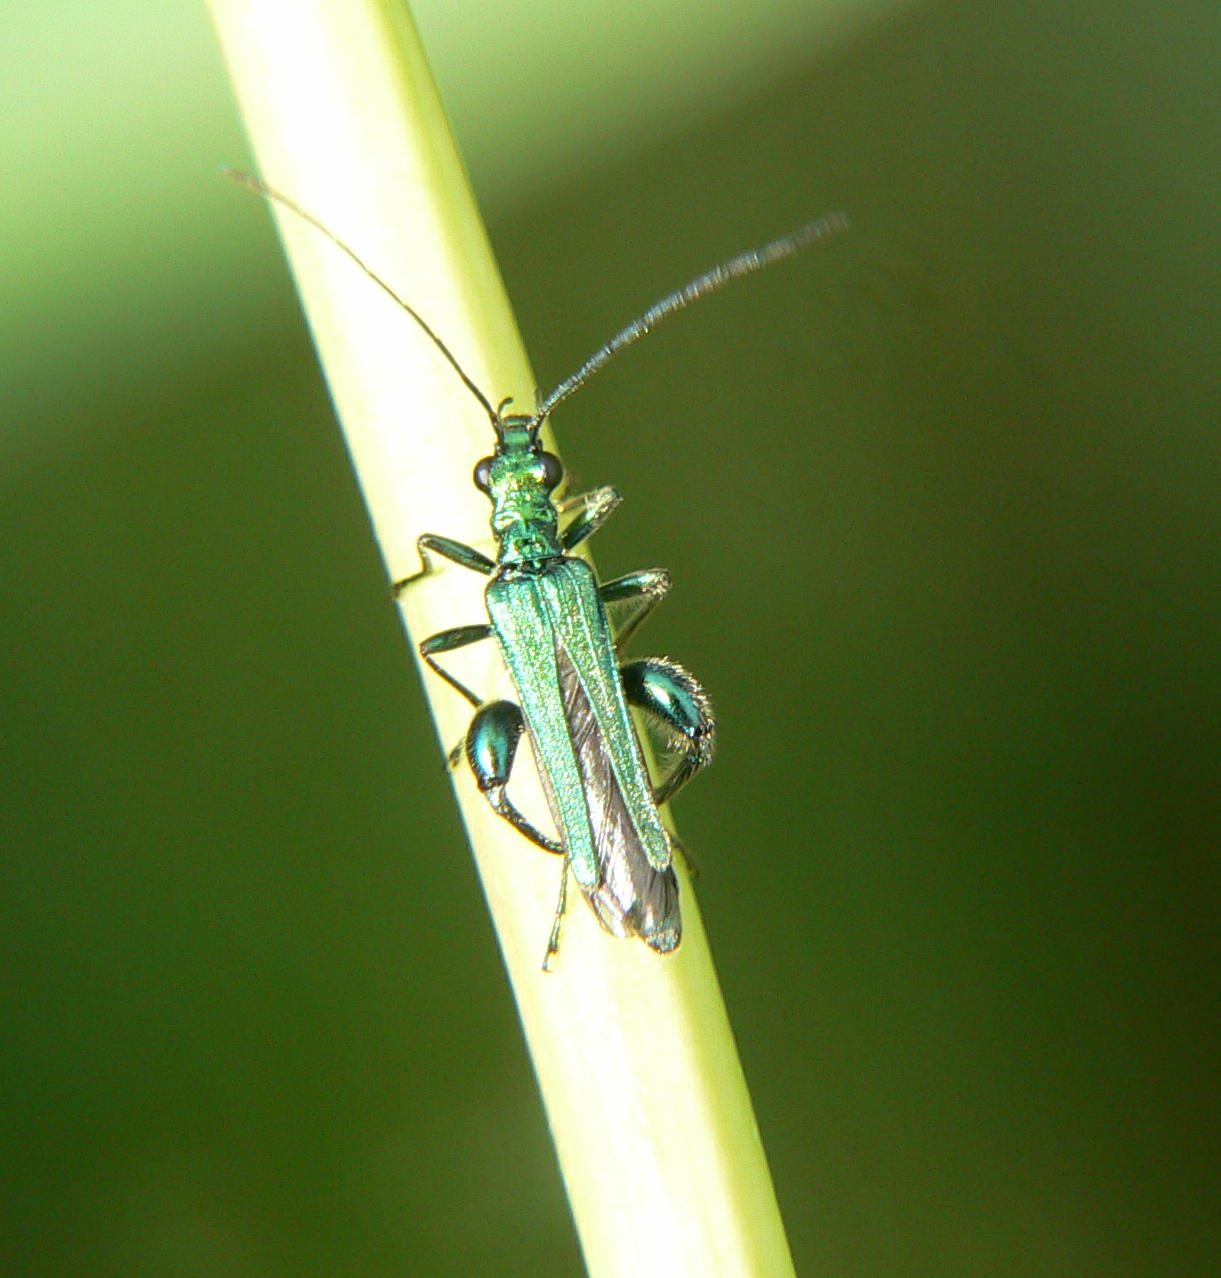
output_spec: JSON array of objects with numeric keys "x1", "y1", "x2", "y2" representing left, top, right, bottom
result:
[{"x1": 208, "y1": 2, "x2": 795, "y2": 1272}]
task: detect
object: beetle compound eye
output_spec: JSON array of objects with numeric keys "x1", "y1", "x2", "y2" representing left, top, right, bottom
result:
[
  {"x1": 473, "y1": 457, "x2": 494, "y2": 492},
  {"x1": 539, "y1": 453, "x2": 563, "y2": 491}
]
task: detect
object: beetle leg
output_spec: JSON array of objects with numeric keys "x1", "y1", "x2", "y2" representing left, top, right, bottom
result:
[
  {"x1": 600, "y1": 568, "x2": 671, "y2": 650},
  {"x1": 542, "y1": 860, "x2": 570, "y2": 972},
  {"x1": 418, "y1": 623, "x2": 494, "y2": 707},
  {"x1": 465, "y1": 699, "x2": 564, "y2": 856},
  {"x1": 392, "y1": 532, "x2": 496, "y2": 595},
  {"x1": 620, "y1": 657, "x2": 716, "y2": 806},
  {"x1": 558, "y1": 485, "x2": 621, "y2": 552}
]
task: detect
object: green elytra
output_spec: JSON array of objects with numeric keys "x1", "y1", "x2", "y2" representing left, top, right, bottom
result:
[{"x1": 227, "y1": 171, "x2": 848, "y2": 963}]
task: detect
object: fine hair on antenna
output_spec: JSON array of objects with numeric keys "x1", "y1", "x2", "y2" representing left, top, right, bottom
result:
[{"x1": 225, "y1": 169, "x2": 849, "y2": 428}]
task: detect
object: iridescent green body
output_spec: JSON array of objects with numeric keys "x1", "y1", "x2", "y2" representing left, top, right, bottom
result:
[
  {"x1": 408, "y1": 413, "x2": 706, "y2": 958},
  {"x1": 486, "y1": 560, "x2": 673, "y2": 894}
]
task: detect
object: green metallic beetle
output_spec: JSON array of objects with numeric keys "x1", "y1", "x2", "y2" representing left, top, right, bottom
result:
[
  {"x1": 404, "y1": 404, "x2": 711, "y2": 960},
  {"x1": 396, "y1": 211, "x2": 847, "y2": 963},
  {"x1": 228, "y1": 171, "x2": 847, "y2": 962}
]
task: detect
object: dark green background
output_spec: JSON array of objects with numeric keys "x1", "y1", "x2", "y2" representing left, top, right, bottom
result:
[{"x1": 4, "y1": 1, "x2": 1218, "y2": 1273}]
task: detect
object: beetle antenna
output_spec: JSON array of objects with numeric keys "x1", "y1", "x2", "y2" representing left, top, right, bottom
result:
[
  {"x1": 224, "y1": 169, "x2": 502, "y2": 428},
  {"x1": 533, "y1": 211, "x2": 850, "y2": 425}
]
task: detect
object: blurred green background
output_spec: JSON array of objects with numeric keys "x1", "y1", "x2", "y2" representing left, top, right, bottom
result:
[{"x1": 4, "y1": 0, "x2": 1219, "y2": 1273}]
